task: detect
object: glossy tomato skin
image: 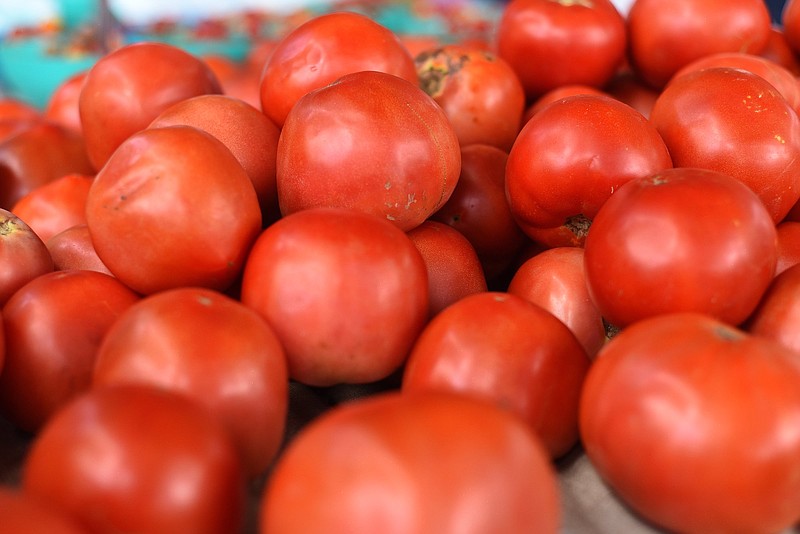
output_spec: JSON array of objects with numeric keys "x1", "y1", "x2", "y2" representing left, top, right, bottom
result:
[
  {"x1": 585, "y1": 168, "x2": 778, "y2": 328},
  {"x1": 579, "y1": 312, "x2": 800, "y2": 534},
  {"x1": 415, "y1": 45, "x2": 525, "y2": 151},
  {"x1": 259, "y1": 11, "x2": 417, "y2": 127},
  {"x1": 0, "y1": 208, "x2": 53, "y2": 306},
  {"x1": 627, "y1": 0, "x2": 772, "y2": 88},
  {"x1": 11, "y1": 173, "x2": 93, "y2": 243},
  {"x1": 523, "y1": 83, "x2": 608, "y2": 123},
  {"x1": 241, "y1": 207, "x2": 428, "y2": 387},
  {"x1": 260, "y1": 391, "x2": 561, "y2": 534},
  {"x1": 85, "y1": 125, "x2": 262, "y2": 295},
  {"x1": 496, "y1": 0, "x2": 626, "y2": 99},
  {"x1": 402, "y1": 292, "x2": 590, "y2": 459},
  {"x1": 0, "y1": 487, "x2": 90, "y2": 534},
  {"x1": 22, "y1": 384, "x2": 245, "y2": 534},
  {"x1": 747, "y1": 263, "x2": 800, "y2": 354},
  {"x1": 505, "y1": 94, "x2": 672, "y2": 244},
  {"x1": 79, "y1": 41, "x2": 222, "y2": 170},
  {"x1": 277, "y1": 70, "x2": 461, "y2": 232},
  {"x1": 93, "y1": 286, "x2": 289, "y2": 476},
  {"x1": 650, "y1": 67, "x2": 800, "y2": 223},
  {"x1": 0, "y1": 270, "x2": 140, "y2": 433},
  {"x1": 46, "y1": 224, "x2": 112, "y2": 275}
]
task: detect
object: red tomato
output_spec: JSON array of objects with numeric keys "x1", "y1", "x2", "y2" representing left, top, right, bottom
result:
[
  {"x1": 782, "y1": 0, "x2": 800, "y2": 57},
  {"x1": 240, "y1": 207, "x2": 428, "y2": 387},
  {"x1": 0, "y1": 270, "x2": 139, "y2": 432},
  {"x1": 78, "y1": 41, "x2": 222, "y2": 170},
  {"x1": 583, "y1": 168, "x2": 778, "y2": 328},
  {"x1": 603, "y1": 69, "x2": 660, "y2": 119},
  {"x1": 746, "y1": 263, "x2": 800, "y2": 354},
  {"x1": 523, "y1": 83, "x2": 608, "y2": 123},
  {"x1": 46, "y1": 224, "x2": 112, "y2": 275},
  {"x1": 759, "y1": 27, "x2": 800, "y2": 77},
  {"x1": 10, "y1": 173, "x2": 93, "y2": 243},
  {"x1": 259, "y1": 11, "x2": 418, "y2": 127},
  {"x1": 406, "y1": 220, "x2": 487, "y2": 317},
  {"x1": 0, "y1": 99, "x2": 41, "y2": 122},
  {"x1": 85, "y1": 125, "x2": 262, "y2": 295},
  {"x1": 505, "y1": 94, "x2": 672, "y2": 245},
  {"x1": 44, "y1": 71, "x2": 86, "y2": 136},
  {"x1": 496, "y1": 0, "x2": 627, "y2": 99},
  {"x1": 276, "y1": 70, "x2": 461, "y2": 232},
  {"x1": 430, "y1": 144, "x2": 528, "y2": 284},
  {"x1": 0, "y1": 208, "x2": 53, "y2": 306},
  {"x1": 650, "y1": 67, "x2": 800, "y2": 223},
  {"x1": 402, "y1": 291, "x2": 589, "y2": 458},
  {"x1": 0, "y1": 487, "x2": 89, "y2": 534},
  {"x1": 627, "y1": 0, "x2": 772, "y2": 88},
  {"x1": 415, "y1": 44, "x2": 526, "y2": 151},
  {"x1": 148, "y1": 94, "x2": 281, "y2": 222},
  {"x1": 260, "y1": 391, "x2": 561, "y2": 534},
  {"x1": 776, "y1": 221, "x2": 800, "y2": 276},
  {"x1": 508, "y1": 246, "x2": 605, "y2": 358},
  {"x1": 93, "y1": 286, "x2": 288, "y2": 476},
  {"x1": 22, "y1": 384, "x2": 245, "y2": 534},
  {"x1": 579, "y1": 312, "x2": 800, "y2": 534}
]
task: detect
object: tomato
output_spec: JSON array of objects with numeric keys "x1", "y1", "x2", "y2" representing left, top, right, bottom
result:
[
  {"x1": 0, "y1": 99, "x2": 41, "y2": 122},
  {"x1": 775, "y1": 221, "x2": 800, "y2": 277},
  {"x1": 0, "y1": 208, "x2": 53, "y2": 306},
  {"x1": 43, "y1": 71, "x2": 86, "y2": 136},
  {"x1": 276, "y1": 70, "x2": 461, "y2": 232},
  {"x1": 782, "y1": 0, "x2": 800, "y2": 57},
  {"x1": 85, "y1": 125, "x2": 262, "y2": 295},
  {"x1": 402, "y1": 291, "x2": 589, "y2": 459},
  {"x1": 0, "y1": 270, "x2": 139, "y2": 433},
  {"x1": 627, "y1": 0, "x2": 772, "y2": 88},
  {"x1": 148, "y1": 94, "x2": 281, "y2": 222},
  {"x1": 260, "y1": 391, "x2": 561, "y2": 534},
  {"x1": 259, "y1": 11, "x2": 418, "y2": 127},
  {"x1": 0, "y1": 487, "x2": 89, "y2": 534},
  {"x1": 505, "y1": 94, "x2": 672, "y2": 246},
  {"x1": 583, "y1": 168, "x2": 778, "y2": 328},
  {"x1": 430, "y1": 144, "x2": 528, "y2": 285},
  {"x1": 78, "y1": 41, "x2": 222, "y2": 170},
  {"x1": 93, "y1": 286, "x2": 289, "y2": 476},
  {"x1": 22, "y1": 384, "x2": 245, "y2": 534},
  {"x1": 415, "y1": 44, "x2": 526, "y2": 151},
  {"x1": 602, "y1": 69, "x2": 660, "y2": 119},
  {"x1": 650, "y1": 67, "x2": 800, "y2": 223},
  {"x1": 240, "y1": 207, "x2": 428, "y2": 387},
  {"x1": 759, "y1": 27, "x2": 800, "y2": 77},
  {"x1": 508, "y1": 246, "x2": 605, "y2": 358},
  {"x1": 746, "y1": 263, "x2": 800, "y2": 354},
  {"x1": 46, "y1": 224, "x2": 112, "y2": 275},
  {"x1": 523, "y1": 83, "x2": 608, "y2": 123},
  {"x1": 496, "y1": 0, "x2": 627, "y2": 99},
  {"x1": 406, "y1": 220, "x2": 487, "y2": 317},
  {"x1": 579, "y1": 312, "x2": 800, "y2": 534},
  {"x1": 10, "y1": 173, "x2": 93, "y2": 243}
]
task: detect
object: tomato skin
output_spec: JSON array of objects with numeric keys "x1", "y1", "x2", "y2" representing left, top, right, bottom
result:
[
  {"x1": 579, "y1": 312, "x2": 800, "y2": 534},
  {"x1": 260, "y1": 391, "x2": 561, "y2": 534},
  {"x1": 759, "y1": 27, "x2": 800, "y2": 77},
  {"x1": 22, "y1": 384, "x2": 245, "y2": 534},
  {"x1": 0, "y1": 270, "x2": 140, "y2": 433},
  {"x1": 402, "y1": 291, "x2": 589, "y2": 459},
  {"x1": 79, "y1": 41, "x2": 222, "y2": 170},
  {"x1": 627, "y1": 0, "x2": 772, "y2": 89},
  {"x1": 496, "y1": 0, "x2": 627, "y2": 99},
  {"x1": 649, "y1": 67, "x2": 800, "y2": 223},
  {"x1": 775, "y1": 221, "x2": 800, "y2": 276},
  {"x1": 46, "y1": 224, "x2": 112, "y2": 275},
  {"x1": 782, "y1": 0, "x2": 800, "y2": 57},
  {"x1": 276, "y1": 70, "x2": 461, "y2": 232},
  {"x1": 0, "y1": 208, "x2": 54, "y2": 306},
  {"x1": 240, "y1": 207, "x2": 428, "y2": 387},
  {"x1": 85, "y1": 125, "x2": 262, "y2": 295},
  {"x1": 523, "y1": 83, "x2": 608, "y2": 123},
  {"x1": 259, "y1": 11, "x2": 417, "y2": 128},
  {"x1": 11, "y1": 173, "x2": 93, "y2": 243},
  {"x1": 584, "y1": 168, "x2": 778, "y2": 328},
  {"x1": 746, "y1": 263, "x2": 800, "y2": 354},
  {"x1": 93, "y1": 286, "x2": 289, "y2": 477},
  {"x1": 0, "y1": 487, "x2": 90, "y2": 534},
  {"x1": 44, "y1": 71, "x2": 86, "y2": 136}
]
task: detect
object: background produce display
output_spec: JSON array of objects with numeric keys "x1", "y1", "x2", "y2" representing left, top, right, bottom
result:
[{"x1": 4, "y1": 0, "x2": 800, "y2": 533}]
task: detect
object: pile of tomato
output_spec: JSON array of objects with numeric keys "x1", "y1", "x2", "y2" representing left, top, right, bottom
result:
[{"x1": 4, "y1": 0, "x2": 800, "y2": 532}]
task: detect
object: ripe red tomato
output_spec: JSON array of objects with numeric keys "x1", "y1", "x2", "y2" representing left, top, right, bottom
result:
[
  {"x1": 580, "y1": 312, "x2": 800, "y2": 534},
  {"x1": 746, "y1": 263, "x2": 800, "y2": 354},
  {"x1": 85, "y1": 125, "x2": 262, "y2": 295},
  {"x1": 260, "y1": 391, "x2": 561, "y2": 533},
  {"x1": 0, "y1": 487, "x2": 89, "y2": 534},
  {"x1": 505, "y1": 94, "x2": 672, "y2": 245},
  {"x1": 402, "y1": 291, "x2": 589, "y2": 459},
  {"x1": 240, "y1": 207, "x2": 428, "y2": 387},
  {"x1": 650, "y1": 66, "x2": 800, "y2": 223},
  {"x1": 0, "y1": 208, "x2": 54, "y2": 306},
  {"x1": 406, "y1": 220, "x2": 487, "y2": 317},
  {"x1": 22, "y1": 384, "x2": 245, "y2": 534},
  {"x1": 508, "y1": 246, "x2": 605, "y2": 358},
  {"x1": 602, "y1": 69, "x2": 660, "y2": 119},
  {"x1": 415, "y1": 44, "x2": 526, "y2": 151},
  {"x1": 0, "y1": 99, "x2": 41, "y2": 122},
  {"x1": 11, "y1": 173, "x2": 93, "y2": 243},
  {"x1": 276, "y1": 70, "x2": 461, "y2": 231},
  {"x1": 775, "y1": 221, "x2": 800, "y2": 276},
  {"x1": 93, "y1": 286, "x2": 289, "y2": 476},
  {"x1": 627, "y1": 0, "x2": 772, "y2": 88},
  {"x1": 46, "y1": 224, "x2": 112, "y2": 275},
  {"x1": 44, "y1": 71, "x2": 86, "y2": 136},
  {"x1": 782, "y1": 0, "x2": 800, "y2": 56},
  {"x1": 759, "y1": 27, "x2": 800, "y2": 77},
  {"x1": 496, "y1": 0, "x2": 627, "y2": 99},
  {"x1": 0, "y1": 270, "x2": 140, "y2": 432},
  {"x1": 523, "y1": 83, "x2": 608, "y2": 123},
  {"x1": 259, "y1": 11, "x2": 418, "y2": 127},
  {"x1": 583, "y1": 168, "x2": 778, "y2": 328},
  {"x1": 78, "y1": 41, "x2": 222, "y2": 170}
]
